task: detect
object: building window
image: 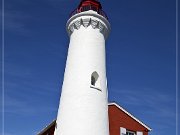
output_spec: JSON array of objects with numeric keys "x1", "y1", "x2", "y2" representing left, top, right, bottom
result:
[
  {"x1": 126, "y1": 130, "x2": 136, "y2": 135},
  {"x1": 91, "y1": 71, "x2": 99, "y2": 86},
  {"x1": 90, "y1": 71, "x2": 101, "y2": 91},
  {"x1": 91, "y1": 6, "x2": 98, "y2": 12},
  {"x1": 91, "y1": 75, "x2": 96, "y2": 86}
]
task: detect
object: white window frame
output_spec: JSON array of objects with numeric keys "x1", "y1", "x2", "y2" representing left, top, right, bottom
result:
[
  {"x1": 120, "y1": 127, "x2": 126, "y2": 135},
  {"x1": 136, "y1": 131, "x2": 143, "y2": 135},
  {"x1": 126, "y1": 130, "x2": 136, "y2": 135}
]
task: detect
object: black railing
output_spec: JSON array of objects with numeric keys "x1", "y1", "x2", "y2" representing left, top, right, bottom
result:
[{"x1": 69, "y1": 6, "x2": 108, "y2": 20}]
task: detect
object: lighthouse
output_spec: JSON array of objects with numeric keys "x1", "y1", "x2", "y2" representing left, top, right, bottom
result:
[{"x1": 54, "y1": 0, "x2": 110, "y2": 135}]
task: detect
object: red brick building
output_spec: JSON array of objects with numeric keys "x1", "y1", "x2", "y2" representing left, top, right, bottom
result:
[{"x1": 38, "y1": 102, "x2": 151, "y2": 135}]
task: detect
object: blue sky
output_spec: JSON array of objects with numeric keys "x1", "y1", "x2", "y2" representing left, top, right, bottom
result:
[{"x1": 0, "y1": 0, "x2": 178, "y2": 135}]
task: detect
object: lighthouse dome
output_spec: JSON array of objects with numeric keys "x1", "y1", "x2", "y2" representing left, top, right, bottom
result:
[{"x1": 70, "y1": 0, "x2": 108, "y2": 19}]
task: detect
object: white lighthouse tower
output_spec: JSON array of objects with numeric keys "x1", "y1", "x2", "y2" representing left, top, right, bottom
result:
[{"x1": 54, "y1": 0, "x2": 110, "y2": 135}]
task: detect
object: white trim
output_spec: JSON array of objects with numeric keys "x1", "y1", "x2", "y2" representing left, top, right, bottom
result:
[
  {"x1": 120, "y1": 127, "x2": 126, "y2": 135},
  {"x1": 137, "y1": 131, "x2": 143, "y2": 135},
  {"x1": 108, "y1": 102, "x2": 152, "y2": 131},
  {"x1": 66, "y1": 10, "x2": 111, "y2": 37}
]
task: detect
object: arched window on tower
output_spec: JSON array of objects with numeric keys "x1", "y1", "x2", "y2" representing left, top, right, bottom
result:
[
  {"x1": 90, "y1": 71, "x2": 101, "y2": 91},
  {"x1": 91, "y1": 75, "x2": 96, "y2": 86}
]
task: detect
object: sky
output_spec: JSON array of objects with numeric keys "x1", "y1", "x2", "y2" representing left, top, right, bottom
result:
[{"x1": 0, "y1": 0, "x2": 179, "y2": 135}]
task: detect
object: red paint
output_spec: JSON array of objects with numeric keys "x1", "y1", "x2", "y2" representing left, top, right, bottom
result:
[
  {"x1": 109, "y1": 105, "x2": 149, "y2": 135},
  {"x1": 69, "y1": 0, "x2": 108, "y2": 19},
  {"x1": 78, "y1": 0, "x2": 102, "y2": 10}
]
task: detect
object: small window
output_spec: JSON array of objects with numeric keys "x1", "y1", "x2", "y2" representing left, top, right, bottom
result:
[
  {"x1": 91, "y1": 71, "x2": 99, "y2": 86},
  {"x1": 91, "y1": 6, "x2": 97, "y2": 12},
  {"x1": 126, "y1": 130, "x2": 136, "y2": 135},
  {"x1": 82, "y1": 5, "x2": 90, "y2": 11},
  {"x1": 91, "y1": 76, "x2": 96, "y2": 86}
]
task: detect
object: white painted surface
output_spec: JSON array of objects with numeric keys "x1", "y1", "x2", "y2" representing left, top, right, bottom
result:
[
  {"x1": 137, "y1": 131, "x2": 143, "y2": 135},
  {"x1": 54, "y1": 11, "x2": 110, "y2": 135},
  {"x1": 120, "y1": 127, "x2": 126, "y2": 135}
]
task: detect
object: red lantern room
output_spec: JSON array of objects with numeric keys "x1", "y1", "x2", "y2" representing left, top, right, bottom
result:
[{"x1": 70, "y1": 0, "x2": 108, "y2": 19}]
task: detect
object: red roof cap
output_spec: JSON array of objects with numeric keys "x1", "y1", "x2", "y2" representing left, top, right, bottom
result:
[
  {"x1": 78, "y1": 0, "x2": 102, "y2": 9},
  {"x1": 70, "y1": 0, "x2": 108, "y2": 19}
]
